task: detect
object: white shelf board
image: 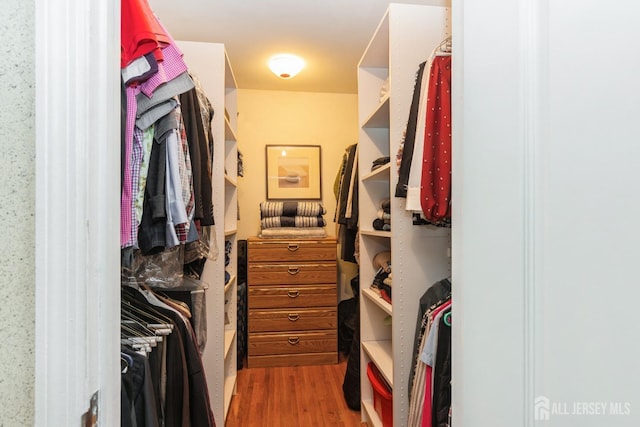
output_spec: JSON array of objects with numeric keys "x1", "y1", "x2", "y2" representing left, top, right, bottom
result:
[
  {"x1": 362, "y1": 94, "x2": 390, "y2": 129},
  {"x1": 362, "y1": 400, "x2": 384, "y2": 427},
  {"x1": 224, "y1": 275, "x2": 236, "y2": 294},
  {"x1": 362, "y1": 340, "x2": 393, "y2": 387},
  {"x1": 224, "y1": 228, "x2": 237, "y2": 237},
  {"x1": 225, "y1": 116, "x2": 237, "y2": 142},
  {"x1": 224, "y1": 174, "x2": 237, "y2": 187},
  {"x1": 223, "y1": 373, "x2": 237, "y2": 420},
  {"x1": 358, "y1": 10, "x2": 389, "y2": 68},
  {"x1": 224, "y1": 329, "x2": 236, "y2": 359},
  {"x1": 360, "y1": 229, "x2": 392, "y2": 238},
  {"x1": 363, "y1": 287, "x2": 392, "y2": 316},
  {"x1": 362, "y1": 162, "x2": 391, "y2": 182}
]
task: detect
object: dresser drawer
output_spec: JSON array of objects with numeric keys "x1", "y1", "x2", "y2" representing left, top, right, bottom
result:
[
  {"x1": 247, "y1": 352, "x2": 337, "y2": 368},
  {"x1": 249, "y1": 308, "x2": 336, "y2": 332},
  {"x1": 249, "y1": 285, "x2": 336, "y2": 309},
  {"x1": 248, "y1": 238, "x2": 337, "y2": 262},
  {"x1": 248, "y1": 262, "x2": 336, "y2": 285},
  {"x1": 248, "y1": 330, "x2": 337, "y2": 357}
]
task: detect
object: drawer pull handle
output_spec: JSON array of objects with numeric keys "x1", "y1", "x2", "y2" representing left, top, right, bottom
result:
[
  {"x1": 287, "y1": 314, "x2": 300, "y2": 321},
  {"x1": 288, "y1": 337, "x2": 300, "y2": 345},
  {"x1": 287, "y1": 290, "x2": 300, "y2": 298},
  {"x1": 287, "y1": 267, "x2": 300, "y2": 275},
  {"x1": 287, "y1": 244, "x2": 300, "y2": 252}
]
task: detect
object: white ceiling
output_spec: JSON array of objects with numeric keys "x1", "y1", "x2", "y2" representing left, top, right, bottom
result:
[{"x1": 149, "y1": 0, "x2": 448, "y2": 94}]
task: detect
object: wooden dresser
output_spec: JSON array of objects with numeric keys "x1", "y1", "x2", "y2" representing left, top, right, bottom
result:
[{"x1": 247, "y1": 237, "x2": 338, "y2": 368}]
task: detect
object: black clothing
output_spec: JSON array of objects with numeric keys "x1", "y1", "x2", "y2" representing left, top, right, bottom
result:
[
  {"x1": 408, "y1": 278, "x2": 452, "y2": 394},
  {"x1": 432, "y1": 310, "x2": 451, "y2": 427},
  {"x1": 179, "y1": 87, "x2": 214, "y2": 226},
  {"x1": 396, "y1": 61, "x2": 427, "y2": 198}
]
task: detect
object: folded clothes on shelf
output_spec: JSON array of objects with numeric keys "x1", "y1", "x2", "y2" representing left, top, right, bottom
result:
[{"x1": 371, "y1": 156, "x2": 391, "y2": 171}]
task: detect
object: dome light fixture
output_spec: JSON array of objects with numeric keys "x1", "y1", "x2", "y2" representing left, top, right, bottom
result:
[{"x1": 268, "y1": 54, "x2": 305, "y2": 79}]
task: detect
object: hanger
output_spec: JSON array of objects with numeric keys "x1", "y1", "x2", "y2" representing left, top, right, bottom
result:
[
  {"x1": 120, "y1": 356, "x2": 129, "y2": 374},
  {"x1": 138, "y1": 283, "x2": 192, "y2": 319},
  {"x1": 121, "y1": 322, "x2": 160, "y2": 354},
  {"x1": 121, "y1": 287, "x2": 175, "y2": 337},
  {"x1": 120, "y1": 351, "x2": 135, "y2": 374},
  {"x1": 122, "y1": 298, "x2": 171, "y2": 329},
  {"x1": 152, "y1": 289, "x2": 193, "y2": 319},
  {"x1": 122, "y1": 287, "x2": 174, "y2": 325},
  {"x1": 435, "y1": 36, "x2": 452, "y2": 56},
  {"x1": 121, "y1": 311, "x2": 164, "y2": 342},
  {"x1": 443, "y1": 310, "x2": 451, "y2": 327}
]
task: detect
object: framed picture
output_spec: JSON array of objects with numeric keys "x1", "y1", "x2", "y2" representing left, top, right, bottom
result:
[{"x1": 265, "y1": 145, "x2": 322, "y2": 200}]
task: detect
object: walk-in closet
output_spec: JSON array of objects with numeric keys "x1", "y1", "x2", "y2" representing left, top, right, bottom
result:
[
  {"x1": 119, "y1": 1, "x2": 453, "y2": 425},
  {"x1": 24, "y1": 0, "x2": 640, "y2": 426}
]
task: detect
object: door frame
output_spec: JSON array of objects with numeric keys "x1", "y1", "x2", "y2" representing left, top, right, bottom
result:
[
  {"x1": 34, "y1": 0, "x2": 121, "y2": 424},
  {"x1": 33, "y1": 0, "x2": 551, "y2": 425}
]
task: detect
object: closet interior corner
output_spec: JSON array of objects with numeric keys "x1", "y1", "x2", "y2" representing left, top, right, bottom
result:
[{"x1": 121, "y1": 1, "x2": 453, "y2": 426}]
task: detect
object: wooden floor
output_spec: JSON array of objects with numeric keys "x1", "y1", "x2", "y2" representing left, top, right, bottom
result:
[{"x1": 225, "y1": 355, "x2": 365, "y2": 427}]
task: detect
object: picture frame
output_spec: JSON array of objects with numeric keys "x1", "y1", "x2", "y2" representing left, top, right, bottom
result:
[{"x1": 265, "y1": 145, "x2": 322, "y2": 200}]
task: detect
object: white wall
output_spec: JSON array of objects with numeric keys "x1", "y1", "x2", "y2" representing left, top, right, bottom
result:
[
  {"x1": 236, "y1": 89, "x2": 358, "y2": 240},
  {"x1": 453, "y1": 0, "x2": 640, "y2": 425},
  {"x1": 0, "y1": 1, "x2": 36, "y2": 425}
]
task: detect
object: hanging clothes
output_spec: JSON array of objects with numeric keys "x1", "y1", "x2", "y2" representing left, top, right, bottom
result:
[
  {"x1": 407, "y1": 276, "x2": 452, "y2": 427},
  {"x1": 122, "y1": 285, "x2": 216, "y2": 427},
  {"x1": 429, "y1": 308, "x2": 451, "y2": 427},
  {"x1": 419, "y1": 55, "x2": 452, "y2": 224},
  {"x1": 120, "y1": 2, "x2": 220, "y2": 425},
  {"x1": 120, "y1": 0, "x2": 170, "y2": 68},
  {"x1": 419, "y1": 302, "x2": 451, "y2": 427},
  {"x1": 179, "y1": 87, "x2": 215, "y2": 226},
  {"x1": 403, "y1": 56, "x2": 433, "y2": 214},
  {"x1": 396, "y1": 61, "x2": 427, "y2": 198},
  {"x1": 396, "y1": 37, "x2": 452, "y2": 228},
  {"x1": 335, "y1": 143, "x2": 359, "y2": 262}
]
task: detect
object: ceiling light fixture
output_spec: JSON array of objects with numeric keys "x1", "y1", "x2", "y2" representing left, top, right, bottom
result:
[{"x1": 268, "y1": 54, "x2": 305, "y2": 79}]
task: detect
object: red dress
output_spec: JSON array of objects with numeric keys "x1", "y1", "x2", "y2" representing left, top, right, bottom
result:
[{"x1": 420, "y1": 56, "x2": 452, "y2": 223}]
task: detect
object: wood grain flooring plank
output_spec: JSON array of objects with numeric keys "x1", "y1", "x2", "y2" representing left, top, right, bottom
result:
[{"x1": 225, "y1": 356, "x2": 365, "y2": 427}]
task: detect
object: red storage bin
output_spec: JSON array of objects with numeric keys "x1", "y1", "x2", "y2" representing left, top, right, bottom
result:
[{"x1": 367, "y1": 362, "x2": 393, "y2": 427}]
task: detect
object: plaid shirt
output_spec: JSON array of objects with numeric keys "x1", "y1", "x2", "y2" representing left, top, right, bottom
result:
[
  {"x1": 140, "y1": 43, "x2": 188, "y2": 98},
  {"x1": 121, "y1": 85, "x2": 141, "y2": 248},
  {"x1": 176, "y1": 107, "x2": 195, "y2": 224},
  {"x1": 134, "y1": 125, "x2": 155, "y2": 227}
]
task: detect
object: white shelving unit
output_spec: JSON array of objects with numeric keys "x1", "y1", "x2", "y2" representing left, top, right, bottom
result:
[
  {"x1": 357, "y1": 4, "x2": 451, "y2": 426},
  {"x1": 177, "y1": 41, "x2": 239, "y2": 426}
]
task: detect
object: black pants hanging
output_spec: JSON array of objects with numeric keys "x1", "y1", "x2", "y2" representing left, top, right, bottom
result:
[{"x1": 432, "y1": 309, "x2": 451, "y2": 427}]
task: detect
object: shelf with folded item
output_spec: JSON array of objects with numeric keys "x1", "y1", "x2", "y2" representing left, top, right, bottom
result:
[
  {"x1": 362, "y1": 339, "x2": 393, "y2": 387},
  {"x1": 362, "y1": 286, "x2": 392, "y2": 315},
  {"x1": 362, "y1": 162, "x2": 390, "y2": 182}
]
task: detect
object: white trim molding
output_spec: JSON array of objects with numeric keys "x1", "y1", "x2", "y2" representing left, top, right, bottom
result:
[
  {"x1": 452, "y1": 0, "x2": 542, "y2": 425},
  {"x1": 520, "y1": 0, "x2": 546, "y2": 425},
  {"x1": 35, "y1": 0, "x2": 120, "y2": 425}
]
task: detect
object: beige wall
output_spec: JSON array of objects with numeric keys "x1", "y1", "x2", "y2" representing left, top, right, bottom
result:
[
  {"x1": 0, "y1": 1, "x2": 36, "y2": 425},
  {"x1": 236, "y1": 89, "x2": 358, "y2": 240}
]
